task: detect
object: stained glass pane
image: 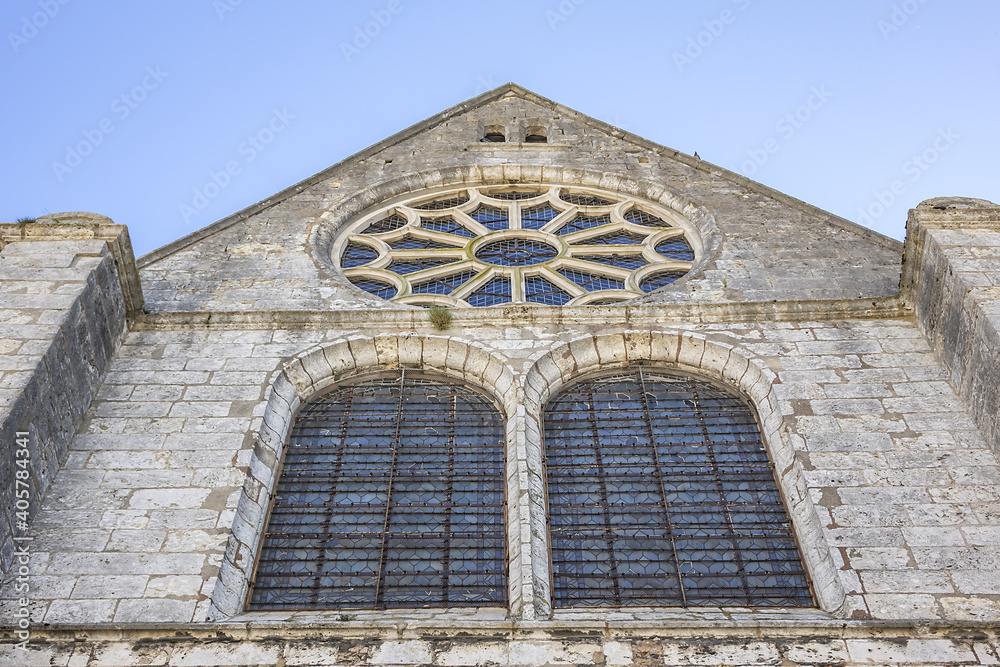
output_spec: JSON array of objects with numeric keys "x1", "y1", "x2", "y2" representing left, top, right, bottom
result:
[
  {"x1": 524, "y1": 276, "x2": 571, "y2": 306},
  {"x1": 485, "y1": 190, "x2": 544, "y2": 201},
  {"x1": 557, "y1": 214, "x2": 613, "y2": 236},
  {"x1": 640, "y1": 271, "x2": 688, "y2": 293},
  {"x1": 476, "y1": 239, "x2": 558, "y2": 267},
  {"x1": 585, "y1": 231, "x2": 648, "y2": 246},
  {"x1": 411, "y1": 270, "x2": 479, "y2": 295},
  {"x1": 561, "y1": 192, "x2": 614, "y2": 206},
  {"x1": 574, "y1": 254, "x2": 648, "y2": 270},
  {"x1": 412, "y1": 195, "x2": 470, "y2": 210},
  {"x1": 467, "y1": 277, "x2": 512, "y2": 308},
  {"x1": 521, "y1": 205, "x2": 560, "y2": 230},
  {"x1": 341, "y1": 242, "x2": 379, "y2": 268},
  {"x1": 249, "y1": 374, "x2": 507, "y2": 610},
  {"x1": 655, "y1": 238, "x2": 695, "y2": 261},
  {"x1": 470, "y1": 206, "x2": 509, "y2": 231},
  {"x1": 421, "y1": 217, "x2": 475, "y2": 238},
  {"x1": 389, "y1": 236, "x2": 454, "y2": 251},
  {"x1": 388, "y1": 258, "x2": 457, "y2": 275},
  {"x1": 559, "y1": 269, "x2": 625, "y2": 292},
  {"x1": 624, "y1": 209, "x2": 668, "y2": 228},
  {"x1": 361, "y1": 214, "x2": 407, "y2": 234},
  {"x1": 544, "y1": 369, "x2": 813, "y2": 608},
  {"x1": 350, "y1": 278, "x2": 397, "y2": 300}
]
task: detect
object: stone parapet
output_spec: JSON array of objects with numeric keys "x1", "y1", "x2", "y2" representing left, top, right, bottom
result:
[
  {"x1": 0, "y1": 214, "x2": 141, "y2": 573},
  {"x1": 902, "y1": 198, "x2": 1000, "y2": 455}
]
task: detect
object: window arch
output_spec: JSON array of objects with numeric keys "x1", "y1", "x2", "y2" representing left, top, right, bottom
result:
[
  {"x1": 248, "y1": 371, "x2": 507, "y2": 610},
  {"x1": 542, "y1": 367, "x2": 813, "y2": 608}
]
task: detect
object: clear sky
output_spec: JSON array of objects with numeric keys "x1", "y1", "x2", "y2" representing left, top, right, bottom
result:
[{"x1": 3, "y1": 1, "x2": 998, "y2": 257}]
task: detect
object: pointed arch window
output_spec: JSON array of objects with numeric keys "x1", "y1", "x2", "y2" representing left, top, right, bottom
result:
[
  {"x1": 248, "y1": 371, "x2": 507, "y2": 610},
  {"x1": 542, "y1": 367, "x2": 813, "y2": 607}
]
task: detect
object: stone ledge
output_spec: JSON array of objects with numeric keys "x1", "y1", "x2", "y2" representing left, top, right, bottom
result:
[
  {"x1": 134, "y1": 296, "x2": 910, "y2": 331},
  {"x1": 1, "y1": 616, "x2": 997, "y2": 639},
  {"x1": 0, "y1": 214, "x2": 144, "y2": 319}
]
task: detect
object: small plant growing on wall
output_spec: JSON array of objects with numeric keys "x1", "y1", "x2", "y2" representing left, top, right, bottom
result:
[{"x1": 428, "y1": 305, "x2": 452, "y2": 330}]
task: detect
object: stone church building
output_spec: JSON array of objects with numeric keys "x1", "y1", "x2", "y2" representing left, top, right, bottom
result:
[{"x1": 2, "y1": 84, "x2": 999, "y2": 665}]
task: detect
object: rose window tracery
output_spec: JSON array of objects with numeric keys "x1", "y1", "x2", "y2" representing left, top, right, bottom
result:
[{"x1": 332, "y1": 185, "x2": 698, "y2": 307}]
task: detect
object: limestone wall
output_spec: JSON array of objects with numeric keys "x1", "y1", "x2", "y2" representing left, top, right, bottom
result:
[
  {"x1": 4, "y1": 315, "x2": 999, "y2": 631},
  {"x1": 0, "y1": 217, "x2": 139, "y2": 573}
]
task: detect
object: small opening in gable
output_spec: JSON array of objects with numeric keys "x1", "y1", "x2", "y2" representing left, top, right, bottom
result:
[
  {"x1": 482, "y1": 125, "x2": 505, "y2": 143},
  {"x1": 525, "y1": 126, "x2": 547, "y2": 143}
]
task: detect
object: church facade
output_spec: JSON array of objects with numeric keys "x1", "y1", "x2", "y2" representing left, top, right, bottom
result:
[{"x1": 1, "y1": 84, "x2": 999, "y2": 665}]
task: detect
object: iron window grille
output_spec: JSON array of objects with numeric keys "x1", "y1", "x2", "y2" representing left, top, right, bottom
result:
[
  {"x1": 331, "y1": 185, "x2": 699, "y2": 307},
  {"x1": 542, "y1": 367, "x2": 813, "y2": 608},
  {"x1": 248, "y1": 371, "x2": 507, "y2": 610}
]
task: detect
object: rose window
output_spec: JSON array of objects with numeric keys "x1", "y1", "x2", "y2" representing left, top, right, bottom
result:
[{"x1": 332, "y1": 186, "x2": 699, "y2": 307}]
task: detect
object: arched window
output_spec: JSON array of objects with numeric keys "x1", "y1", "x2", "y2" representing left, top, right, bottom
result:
[
  {"x1": 248, "y1": 371, "x2": 507, "y2": 610},
  {"x1": 542, "y1": 367, "x2": 813, "y2": 608}
]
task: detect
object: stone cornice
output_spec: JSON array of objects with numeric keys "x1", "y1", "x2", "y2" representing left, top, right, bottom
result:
[{"x1": 133, "y1": 296, "x2": 910, "y2": 332}]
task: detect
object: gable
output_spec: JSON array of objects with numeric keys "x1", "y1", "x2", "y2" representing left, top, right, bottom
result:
[{"x1": 136, "y1": 84, "x2": 902, "y2": 313}]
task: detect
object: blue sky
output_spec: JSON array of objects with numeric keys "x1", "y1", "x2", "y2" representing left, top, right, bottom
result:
[{"x1": 3, "y1": 1, "x2": 998, "y2": 257}]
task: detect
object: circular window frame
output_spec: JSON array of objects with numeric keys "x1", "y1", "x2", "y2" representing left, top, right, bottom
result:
[{"x1": 330, "y1": 185, "x2": 703, "y2": 308}]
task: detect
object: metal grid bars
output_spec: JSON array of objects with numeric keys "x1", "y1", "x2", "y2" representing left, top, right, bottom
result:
[
  {"x1": 348, "y1": 278, "x2": 397, "y2": 300},
  {"x1": 361, "y1": 213, "x2": 407, "y2": 234},
  {"x1": 543, "y1": 369, "x2": 813, "y2": 608},
  {"x1": 484, "y1": 190, "x2": 543, "y2": 200},
  {"x1": 520, "y1": 205, "x2": 560, "y2": 230},
  {"x1": 412, "y1": 195, "x2": 471, "y2": 210},
  {"x1": 640, "y1": 271, "x2": 688, "y2": 293},
  {"x1": 470, "y1": 206, "x2": 509, "y2": 231},
  {"x1": 655, "y1": 238, "x2": 695, "y2": 261},
  {"x1": 524, "y1": 275, "x2": 571, "y2": 306},
  {"x1": 560, "y1": 192, "x2": 613, "y2": 206},
  {"x1": 249, "y1": 373, "x2": 507, "y2": 611},
  {"x1": 475, "y1": 239, "x2": 558, "y2": 267},
  {"x1": 341, "y1": 242, "x2": 380, "y2": 268},
  {"x1": 420, "y1": 217, "x2": 475, "y2": 238},
  {"x1": 467, "y1": 276, "x2": 512, "y2": 307},
  {"x1": 557, "y1": 214, "x2": 613, "y2": 236},
  {"x1": 337, "y1": 185, "x2": 698, "y2": 307}
]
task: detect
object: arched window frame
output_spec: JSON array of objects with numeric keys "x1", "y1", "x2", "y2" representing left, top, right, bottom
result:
[
  {"x1": 244, "y1": 368, "x2": 510, "y2": 612},
  {"x1": 538, "y1": 364, "x2": 817, "y2": 610},
  {"x1": 213, "y1": 332, "x2": 845, "y2": 622}
]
